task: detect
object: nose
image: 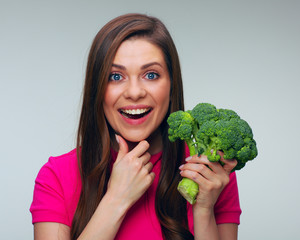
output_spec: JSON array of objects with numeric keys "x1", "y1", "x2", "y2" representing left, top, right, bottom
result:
[{"x1": 123, "y1": 78, "x2": 146, "y2": 101}]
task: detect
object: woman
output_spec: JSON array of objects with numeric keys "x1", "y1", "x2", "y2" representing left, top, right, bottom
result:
[{"x1": 30, "y1": 13, "x2": 241, "y2": 240}]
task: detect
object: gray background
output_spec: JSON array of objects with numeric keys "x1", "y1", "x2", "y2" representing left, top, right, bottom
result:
[{"x1": 1, "y1": 0, "x2": 299, "y2": 239}]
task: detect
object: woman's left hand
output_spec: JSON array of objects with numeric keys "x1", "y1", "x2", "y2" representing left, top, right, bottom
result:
[{"x1": 179, "y1": 152, "x2": 237, "y2": 210}]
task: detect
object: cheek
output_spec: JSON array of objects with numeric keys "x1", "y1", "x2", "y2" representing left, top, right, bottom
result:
[
  {"x1": 160, "y1": 80, "x2": 171, "y2": 102},
  {"x1": 154, "y1": 82, "x2": 171, "y2": 112},
  {"x1": 103, "y1": 85, "x2": 120, "y2": 109},
  {"x1": 104, "y1": 85, "x2": 113, "y2": 104},
  {"x1": 103, "y1": 86, "x2": 120, "y2": 124},
  {"x1": 103, "y1": 93, "x2": 112, "y2": 116}
]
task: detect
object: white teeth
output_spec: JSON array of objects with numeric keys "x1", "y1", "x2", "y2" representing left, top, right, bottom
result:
[{"x1": 122, "y1": 108, "x2": 149, "y2": 115}]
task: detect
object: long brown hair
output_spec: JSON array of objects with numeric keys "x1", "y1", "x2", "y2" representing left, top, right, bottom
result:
[{"x1": 71, "y1": 13, "x2": 194, "y2": 240}]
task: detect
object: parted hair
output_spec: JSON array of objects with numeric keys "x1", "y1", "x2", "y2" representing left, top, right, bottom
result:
[{"x1": 71, "y1": 13, "x2": 194, "y2": 240}]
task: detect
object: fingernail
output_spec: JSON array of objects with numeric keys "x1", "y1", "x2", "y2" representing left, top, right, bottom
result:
[
  {"x1": 115, "y1": 134, "x2": 119, "y2": 143},
  {"x1": 185, "y1": 156, "x2": 192, "y2": 161},
  {"x1": 179, "y1": 164, "x2": 184, "y2": 170}
]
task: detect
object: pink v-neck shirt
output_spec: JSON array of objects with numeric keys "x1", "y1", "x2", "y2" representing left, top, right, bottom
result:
[{"x1": 30, "y1": 148, "x2": 241, "y2": 238}]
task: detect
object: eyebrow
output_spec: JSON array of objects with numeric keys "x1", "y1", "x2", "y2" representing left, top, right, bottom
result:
[
  {"x1": 111, "y1": 63, "x2": 126, "y2": 70},
  {"x1": 141, "y1": 62, "x2": 164, "y2": 70},
  {"x1": 111, "y1": 62, "x2": 164, "y2": 70}
]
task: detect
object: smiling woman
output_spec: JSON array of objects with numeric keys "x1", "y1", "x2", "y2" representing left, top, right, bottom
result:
[{"x1": 30, "y1": 13, "x2": 241, "y2": 240}]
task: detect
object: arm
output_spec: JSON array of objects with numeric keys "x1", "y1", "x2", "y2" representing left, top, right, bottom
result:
[
  {"x1": 33, "y1": 193, "x2": 127, "y2": 240},
  {"x1": 179, "y1": 154, "x2": 238, "y2": 240},
  {"x1": 33, "y1": 192, "x2": 131, "y2": 240},
  {"x1": 192, "y1": 209, "x2": 238, "y2": 240},
  {"x1": 218, "y1": 224, "x2": 238, "y2": 240},
  {"x1": 76, "y1": 192, "x2": 132, "y2": 240},
  {"x1": 34, "y1": 223, "x2": 70, "y2": 240}
]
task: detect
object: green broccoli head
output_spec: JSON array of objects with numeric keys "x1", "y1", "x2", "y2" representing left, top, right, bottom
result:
[
  {"x1": 195, "y1": 113, "x2": 257, "y2": 171},
  {"x1": 167, "y1": 103, "x2": 258, "y2": 204},
  {"x1": 167, "y1": 110, "x2": 194, "y2": 140},
  {"x1": 196, "y1": 120, "x2": 222, "y2": 161},
  {"x1": 191, "y1": 103, "x2": 219, "y2": 126},
  {"x1": 222, "y1": 118, "x2": 257, "y2": 170},
  {"x1": 167, "y1": 104, "x2": 258, "y2": 168},
  {"x1": 236, "y1": 138, "x2": 258, "y2": 163},
  {"x1": 218, "y1": 108, "x2": 240, "y2": 120}
]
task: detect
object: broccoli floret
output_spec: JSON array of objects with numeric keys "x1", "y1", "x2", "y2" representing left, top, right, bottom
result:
[
  {"x1": 167, "y1": 110, "x2": 198, "y2": 155},
  {"x1": 191, "y1": 103, "x2": 219, "y2": 126},
  {"x1": 167, "y1": 103, "x2": 258, "y2": 204},
  {"x1": 218, "y1": 108, "x2": 240, "y2": 121}
]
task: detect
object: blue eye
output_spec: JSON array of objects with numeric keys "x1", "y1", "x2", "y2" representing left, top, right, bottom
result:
[
  {"x1": 109, "y1": 73, "x2": 123, "y2": 81},
  {"x1": 145, "y1": 72, "x2": 159, "y2": 80}
]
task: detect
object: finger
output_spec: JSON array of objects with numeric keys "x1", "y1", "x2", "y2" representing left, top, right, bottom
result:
[
  {"x1": 148, "y1": 172, "x2": 156, "y2": 185},
  {"x1": 185, "y1": 154, "x2": 214, "y2": 169},
  {"x1": 220, "y1": 158, "x2": 237, "y2": 174},
  {"x1": 139, "y1": 152, "x2": 151, "y2": 165},
  {"x1": 185, "y1": 154, "x2": 210, "y2": 164},
  {"x1": 186, "y1": 154, "x2": 234, "y2": 175},
  {"x1": 143, "y1": 161, "x2": 154, "y2": 173},
  {"x1": 180, "y1": 169, "x2": 209, "y2": 187},
  {"x1": 181, "y1": 162, "x2": 215, "y2": 180},
  {"x1": 185, "y1": 154, "x2": 198, "y2": 163},
  {"x1": 216, "y1": 151, "x2": 237, "y2": 173},
  {"x1": 115, "y1": 134, "x2": 129, "y2": 163},
  {"x1": 129, "y1": 140, "x2": 150, "y2": 158},
  {"x1": 115, "y1": 135, "x2": 150, "y2": 163}
]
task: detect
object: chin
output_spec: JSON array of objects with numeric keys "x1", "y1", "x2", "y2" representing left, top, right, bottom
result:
[{"x1": 122, "y1": 134, "x2": 148, "y2": 143}]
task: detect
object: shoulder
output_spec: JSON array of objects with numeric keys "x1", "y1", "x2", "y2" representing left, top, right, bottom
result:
[
  {"x1": 30, "y1": 149, "x2": 81, "y2": 226},
  {"x1": 37, "y1": 149, "x2": 79, "y2": 180},
  {"x1": 36, "y1": 148, "x2": 81, "y2": 195},
  {"x1": 47, "y1": 148, "x2": 78, "y2": 169}
]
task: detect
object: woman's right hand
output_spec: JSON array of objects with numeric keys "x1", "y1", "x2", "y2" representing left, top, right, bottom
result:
[
  {"x1": 77, "y1": 136, "x2": 155, "y2": 240},
  {"x1": 106, "y1": 135, "x2": 155, "y2": 210}
]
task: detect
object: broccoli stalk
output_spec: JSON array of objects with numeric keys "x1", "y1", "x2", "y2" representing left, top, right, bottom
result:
[
  {"x1": 167, "y1": 103, "x2": 258, "y2": 205},
  {"x1": 177, "y1": 137, "x2": 199, "y2": 205}
]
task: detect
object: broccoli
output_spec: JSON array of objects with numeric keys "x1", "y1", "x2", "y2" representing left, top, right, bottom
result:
[{"x1": 167, "y1": 103, "x2": 258, "y2": 204}]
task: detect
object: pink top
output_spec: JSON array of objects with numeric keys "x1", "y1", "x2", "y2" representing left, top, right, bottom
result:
[{"x1": 30, "y1": 148, "x2": 241, "y2": 239}]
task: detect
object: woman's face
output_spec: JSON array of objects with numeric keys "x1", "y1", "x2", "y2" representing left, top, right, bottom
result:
[{"x1": 103, "y1": 38, "x2": 171, "y2": 149}]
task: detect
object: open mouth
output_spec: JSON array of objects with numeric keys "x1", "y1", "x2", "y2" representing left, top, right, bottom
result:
[{"x1": 119, "y1": 108, "x2": 152, "y2": 119}]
